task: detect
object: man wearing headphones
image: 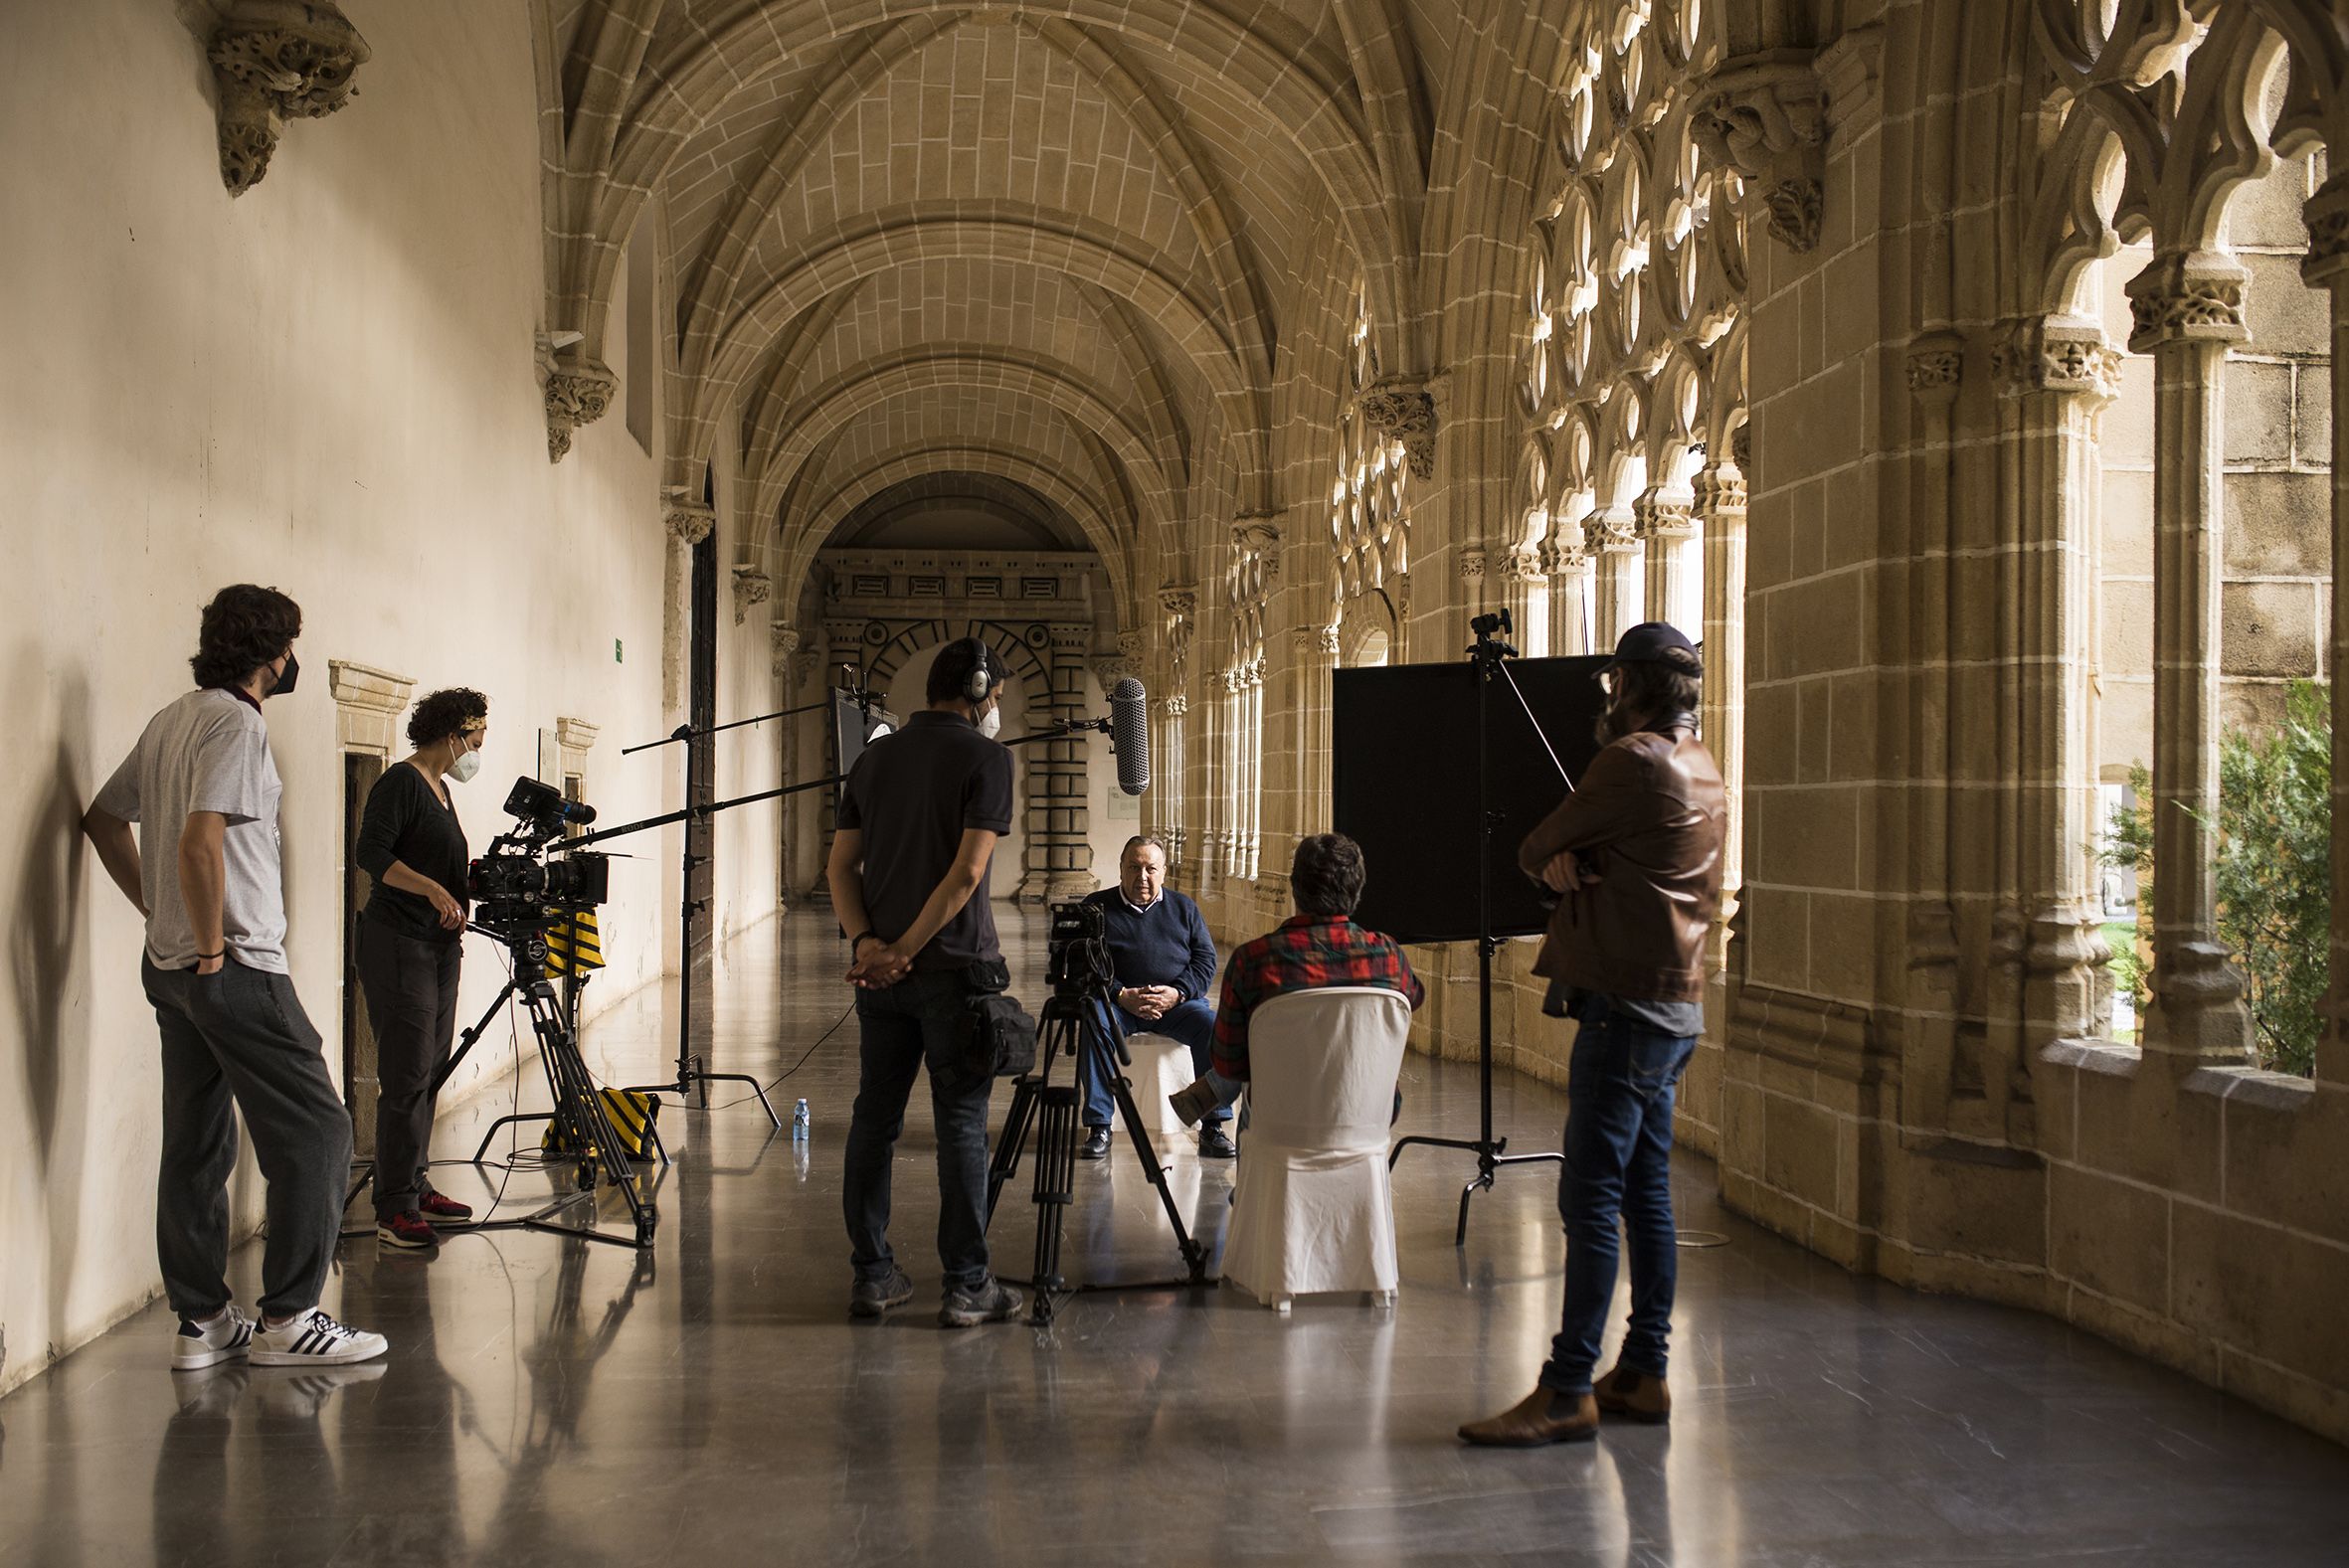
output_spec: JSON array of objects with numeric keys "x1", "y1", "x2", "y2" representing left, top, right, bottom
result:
[{"x1": 827, "y1": 636, "x2": 1023, "y2": 1327}]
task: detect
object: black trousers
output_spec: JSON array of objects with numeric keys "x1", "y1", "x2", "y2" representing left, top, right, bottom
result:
[{"x1": 355, "y1": 915, "x2": 461, "y2": 1219}]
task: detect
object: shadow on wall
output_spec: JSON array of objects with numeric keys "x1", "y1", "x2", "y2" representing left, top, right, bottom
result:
[{"x1": 11, "y1": 655, "x2": 92, "y2": 1355}]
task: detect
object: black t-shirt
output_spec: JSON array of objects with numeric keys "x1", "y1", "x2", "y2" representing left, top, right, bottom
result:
[
  {"x1": 837, "y1": 710, "x2": 1014, "y2": 969},
  {"x1": 355, "y1": 762, "x2": 470, "y2": 944}
]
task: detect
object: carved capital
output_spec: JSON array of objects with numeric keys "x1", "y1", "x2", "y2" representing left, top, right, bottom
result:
[
  {"x1": 1230, "y1": 515, "x2": 1281, "y2": 554},
  {"x1": 1357, "y1": 381, "x2": 1439, "y2": 479},
  {"x1": 1632, "y1": 491, "x2": 1696, "y2": 542},
  {"x1": 1290, "y1": 623, "x2": 1342, "y2": 657},
  {"x1": 1692, "y1": 466, "x2": 1748, "y2": 514},
  {"x1": 769, "y1": 622, "x2": 802, "y2": 677},
  {"x1": 1694, "y1": 53, "x2": 1826, "y2": 253},
  {"x1": 1457, "y1": 546, "x2": 1488, "y2": 580},
  {"x1": 554, "y1": 716, "x2": 600, "y2": 754},
  {"x1": 664, "y1": 501, "x2": 716, "y2": 545},
  {"x1": 1994, "y1": 316, "x2": 2121, "y2": 401},
  {"x1": 543, "y1": 357, "x2": 618, "y2": 462},
  {"x1": 206, "y1": 1, "x2": 371, "y2": 197},
  {"x1": 2125, "y1": 251, "x2": 2248, "y2": 353},
  {"x1": 1498, "y1": 543, "x2": 1547, "y2": 583},
  {"x1": 1904, "y1": 332, "x2": 1965, "y2": 403},
  {"x1": 1730, "y1": 424, "x2": 1751, "y2": 474},
  {"x1": 1158, "y1": 584, "x2": 1198, "y2": 620},
  {"x1": 731, "y1": 566, "x2": 771, "y2": 624},
  {"x1": 2301, "y1": 173, "x2": 2349, "y2": 290},
  {"x1": 790, "y1": 649, "x2": 823, "y2": 686}
]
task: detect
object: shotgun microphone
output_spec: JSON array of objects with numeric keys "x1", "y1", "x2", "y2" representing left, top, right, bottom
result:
[{"x1": 1108, "y1": 677, "x2": 1150, "y2": 796}]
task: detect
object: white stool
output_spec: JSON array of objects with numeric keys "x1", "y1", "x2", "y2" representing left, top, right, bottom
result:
[{"x1": 1119, "y1": 1031, "x2": 1194, "y2": 1136}]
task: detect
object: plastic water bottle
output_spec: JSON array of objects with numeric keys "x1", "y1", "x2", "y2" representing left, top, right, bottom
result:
[{"x1": 792, "y1": 1098, "x2": 811, "y2": 1141}]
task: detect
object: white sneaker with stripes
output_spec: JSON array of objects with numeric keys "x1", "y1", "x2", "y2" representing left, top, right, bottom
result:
[
  {"x1": 171, "y1": 1307, "x2": 256, "y2": 1371},
  {"x1": 250, "y1": 1307, "x2": 389, "y2": 1367}
]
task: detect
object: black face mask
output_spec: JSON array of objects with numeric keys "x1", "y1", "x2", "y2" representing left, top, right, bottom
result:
[{"x1": 271, "y1": 652, "x2": 300, "y2": 697}]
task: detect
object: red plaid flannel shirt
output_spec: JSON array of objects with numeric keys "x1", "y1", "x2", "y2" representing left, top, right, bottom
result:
[{"x1": 1209, "y1": 914, "x2": 1424, "y2": 1081}]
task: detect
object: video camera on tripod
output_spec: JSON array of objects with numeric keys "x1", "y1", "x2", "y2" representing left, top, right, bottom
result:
[
  {"x1": 467, "y1": 777, "x2": 609, "y2": 946},
  {"x1": 1044, "y1": 901, "x2": 1116, "y2": 1001}
]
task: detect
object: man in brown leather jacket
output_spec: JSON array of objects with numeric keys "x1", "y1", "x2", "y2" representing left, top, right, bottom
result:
[{"x1": 1460, "y1": 621, "x2": 1725, "y2": 1448}]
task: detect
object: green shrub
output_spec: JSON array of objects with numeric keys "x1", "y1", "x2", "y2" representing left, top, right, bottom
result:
[{"x1": 2098, "y1": 680, "x2": 2331, "y2": 1077}]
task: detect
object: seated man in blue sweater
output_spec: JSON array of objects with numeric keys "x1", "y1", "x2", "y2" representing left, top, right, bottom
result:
[{"x1": 1076, "y1": 835, "x2": 1235, "y2": 1160}]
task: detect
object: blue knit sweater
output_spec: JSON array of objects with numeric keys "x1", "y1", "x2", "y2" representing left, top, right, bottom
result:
[{"x1": 1080, "y1": 886, "x2": 1218, "y2": 1002}]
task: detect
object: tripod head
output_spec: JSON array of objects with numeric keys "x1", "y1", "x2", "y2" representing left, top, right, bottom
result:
[{"x1": 1470, "y1": 608, "x2": 1520, "y2": 665}]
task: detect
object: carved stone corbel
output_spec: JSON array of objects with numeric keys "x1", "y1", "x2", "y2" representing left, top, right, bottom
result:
[
  {"x1": 206, "y1": 1, "x2": 370, "y2": 197},
  {"x1": 770, "y1": 623, "x2": 802, "y2": 678},
  {"x1": 732, "y1": 566, "x2": 772, "y2": 625},
  {"x1": 543, "y1": 353, "x2": 618, "y2": 463},
  {"x1": 1357, "y1": 381, "x2": 1440, "y2": 479},
  {"x1": 1904, "y1": 331, "x2": 1966, "y2": 405},
  {"x1": 1693, "y1": 51, "x2": 1826, "y2": 253},
  {"x1": 1992, "y1": 316, "x2": 2120, "y2": 402}
]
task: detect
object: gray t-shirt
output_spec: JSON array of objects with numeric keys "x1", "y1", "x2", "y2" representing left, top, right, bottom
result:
[{"x1": 92, "y1": 688, "x2": 288, "y2": 973}]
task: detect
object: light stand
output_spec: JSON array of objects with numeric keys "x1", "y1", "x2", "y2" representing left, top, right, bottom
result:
[{"x1": 1387, "y1": 610, "x2": 1570, "y2": 1244}]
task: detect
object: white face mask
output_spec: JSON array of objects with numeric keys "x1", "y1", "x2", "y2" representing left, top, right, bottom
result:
[
  {"x1": 450, "y1": 744, "x2": 481, "y2": 784},
  {"x1": 977, "y1": 701, "x2": 1001, "y2": 741}
]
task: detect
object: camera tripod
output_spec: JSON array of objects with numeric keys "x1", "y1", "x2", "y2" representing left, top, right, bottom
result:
[
  {"x1": 422, "y1": 928, "x2": 658, "y2": 1249},
  {"x1": 985, "y1": 986, "x2": 1209, "y2": 1324}
]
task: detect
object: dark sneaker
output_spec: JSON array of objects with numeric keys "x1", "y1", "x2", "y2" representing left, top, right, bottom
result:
[
  {"x1": 1198, "y1": 1126, "x2": 1239, "y2": 1159},
  {"x1": 172, "y1": 1306, "x2": 255, "y2": 1371},
  {"x1": 376, "y1": 1211, "x2": 440, "y2": 1250},
  {"x1": 419, "y1": 1191, "x2": 474, "y2": 1225},
  {"x1": 850, "y1": 1266, "x2": 916, "y2": 1318},
  {"x1": 1078, "y1": 1126, "x2": 1111, "y2": 1160},
  {"x1": 250, "y1": 1307, "x2": 389, "y2": 1367},
  {"x1": 939, "y1": 1278, "x2": 1023, "y2": 1327}
]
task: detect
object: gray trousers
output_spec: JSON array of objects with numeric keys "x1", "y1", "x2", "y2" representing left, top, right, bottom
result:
[
  {"x1": 141, "y1": 956, "x2": 352, "y2": 1319},
  {"x1": 354, "y1": 916, "x2": 460, "y2": 1218}
]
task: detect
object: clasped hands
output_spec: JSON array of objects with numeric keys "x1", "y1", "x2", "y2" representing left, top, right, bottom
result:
[
  {"x1": 1117, "y1": 984, "x2": 1182, "y2": 1021},
  {"x1": 1536, "y1": 849, "x2": 1599, "y2": 896},
  {"x1": 846, "y1": 936, "x2": 914, "y2": 988}
]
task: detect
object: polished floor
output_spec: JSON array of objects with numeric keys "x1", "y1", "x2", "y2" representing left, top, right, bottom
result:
[{"x1": 5, "y1": 910, "x2": 2349, "y2": 1566}]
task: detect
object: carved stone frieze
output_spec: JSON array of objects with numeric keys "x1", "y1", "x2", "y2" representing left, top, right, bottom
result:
[
  {"x1": 544, "y1": 358, "x2": 618, "y2": 462},
  {"x1": 664, "y1": 501, "x2": 716, "y2": 545},
  {"x1": 206, "y1": 1, "x2": 371, "y2": 197},
  {"x1": 2124, "y1": 252, "x2": 2248, "y2": 353},
  {"x1": 1358, "y1": 381, "x2": 1440, "y2": 479},
  {"x1": 1693, "y1": 52, "x2": 1826, "y2": 253}
]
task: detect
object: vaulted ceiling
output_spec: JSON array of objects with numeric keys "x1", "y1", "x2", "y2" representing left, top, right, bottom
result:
[{"x1": 533, "y1": 0, "x2": 1503, "y2": 633}]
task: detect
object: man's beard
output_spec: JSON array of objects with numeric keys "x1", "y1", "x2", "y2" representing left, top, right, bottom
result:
[{"x1": 1596, "y1": 695, "x2": 1639, "y2": 745}]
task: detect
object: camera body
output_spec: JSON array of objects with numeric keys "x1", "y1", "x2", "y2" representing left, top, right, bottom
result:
[
  {"x1": 468, "y1": 776, "x2": 610, "y2": 939},
  {"x1": 1045, "y1": 900, "x2": 1115, "y2": 999}
]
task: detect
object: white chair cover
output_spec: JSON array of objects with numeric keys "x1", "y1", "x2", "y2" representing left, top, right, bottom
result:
[
  {"x1": 1119, "y1": 1031, "x2": 1194, "y2": 1136},
  {"x1": 1221, "y1": 986, "x2": 1413, "y2": 1310}
]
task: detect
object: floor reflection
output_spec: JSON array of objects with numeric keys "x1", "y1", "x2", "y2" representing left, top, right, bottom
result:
[{"x1": 2, "y1": 909, "x2": 2346, "y2": 1566}]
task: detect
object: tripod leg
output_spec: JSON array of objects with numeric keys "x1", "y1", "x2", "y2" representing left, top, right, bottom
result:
[
  {"x1": 986, "y1": 1079, "x2": 1038, "y2": 1220},
  {"x1": 1108, "y1": 1072, "x2": 1205, "y2": 1280},
  {"x1": 686, "y1": 1071, "x2": 782, "y2": 1129},
  {"x1": 1030, "y1": 1086, "x2": 1079, "y2": 1323}
]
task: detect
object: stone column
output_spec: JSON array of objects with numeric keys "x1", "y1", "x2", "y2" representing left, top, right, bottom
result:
[
  {"x1": 1591, "y1": 504, "x2": 1642, "y2": 645},
  {"x1": 1496, "y1": 545, "x2": 1548, "y2": 655},
  {"x1": 1900, "y1": 339, "x2": 1963, "y2": 1132},
  {"x1": 1289, "y1": 623, "x2": 1340, "y2": 839},
  {"x1": 2303, "y1": 175, "x2": 2349, "y2": 1084},
  {"x1": 1693, "y1": 461, "x2": 1748, "y2": 970},
  {"x1": 1999, "y1": 317, "x2": 2123, "y2": 1053},
  {"x1": 1636, "y1": 487, "x2": 1700, "y2": 630},
  {"x1": 1545, "y1": 538, "x2": 1595, "y2": 657},
  {"x1": 1155, "y1": 585, "x2": 1197, "y2": 874},
  {"x1": 2126, "y1": 251, "x2": 2252, "y2": 1065},
  {"x1": 1239, "y1": 660, "x2": 1265, "y2": 882},
  {"x1": 1016, "y1": 623, "x2": 1096, "y2": 902}
]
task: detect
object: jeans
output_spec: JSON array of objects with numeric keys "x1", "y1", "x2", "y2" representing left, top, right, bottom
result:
[
  {"x1": 842, "y1": 966, "x2": 998, "y2": 1292},
  {"x1": 141, "y1": 956, "x2": 353, "y2": 1320},
  {"x1": 1538, "y1": 999, "x2": 1698, "y2": 1396},
  {"x1": 1078, "y1": 996, "x2": 1227, "y2": 1127},
  {"x1": 354, "y1": 915, "x2": 461, "y2": 1218}
]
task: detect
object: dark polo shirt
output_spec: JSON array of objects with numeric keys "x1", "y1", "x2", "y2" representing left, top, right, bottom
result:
[{"x1": 837, "y1": 709, "x2": 1015, "y2": 970}]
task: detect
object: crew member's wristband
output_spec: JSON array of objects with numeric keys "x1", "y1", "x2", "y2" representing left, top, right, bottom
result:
[
  {"x1": 850, "y1": 931, "x2": 878, "y2": 953},
  {"x1": 197, "y1": 950, "x2": 224, "y2": 962}
]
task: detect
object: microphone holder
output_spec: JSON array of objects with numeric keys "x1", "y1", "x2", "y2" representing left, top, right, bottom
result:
[{"x1": 999, "y1": 717, "x2": 1111, "y2": 747}]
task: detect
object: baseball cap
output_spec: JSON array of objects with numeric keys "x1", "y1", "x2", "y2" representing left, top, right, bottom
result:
[{"x1": 1599, "y1": 620, "x2": 1699, "y2": 673}]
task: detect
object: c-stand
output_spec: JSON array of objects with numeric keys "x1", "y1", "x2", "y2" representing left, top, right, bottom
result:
[
  {"x1": 1387, "y1": 610, "x2": 1571, "y2": 1244},
  {"x1": 985, "y1": 966, "x2": 1209, "y2": 1325}
]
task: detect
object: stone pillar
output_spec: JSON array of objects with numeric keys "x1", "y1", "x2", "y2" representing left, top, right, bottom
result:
[
  {"x1": 1999, "y1": 316, "x2": 2123, "y2": 1053},
  {"x1": 1016, "y1": 623, "x2": 1096, "y2": 902},
  {"x1": 1239, "y1": 660, "x2": 1265, "y2": 882},
  {"x1": 1545, "y1": 538, "x2": 1595, "y2": 657},
  {"x1": 1900, "y1": 338, "x2": 1964, "y2": 1132},
  {"x1": 1289, "y1": 623, "x2": 1340, "y2": 838},
  {"x1": 1693, "y1": 462, "x2": 1747, "y2": 970},
  {"x1": 1636, "y1": 488, "x2": 1700, "y2": 630},
  {"x1": 1496, "y1": 545, "x2": 1548, "y2": 656},
  {"x1": 2304, "y1": 175, "x2": 2349, "y2": 1084},
  {"x1": 1155, "y1": 585, "x2": 1197, "y2": 874},
  {"x1": 1591, "y1": 504, "x2": 1641, "y2": 645},
  {"x1": 2126, "y1": 251, "x2": 2252, "y2": 1065}
]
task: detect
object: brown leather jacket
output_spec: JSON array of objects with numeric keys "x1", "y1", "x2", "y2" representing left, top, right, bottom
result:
[{"x1": 1518, "y1": 723, "x2": 1725, "y2": 1004}]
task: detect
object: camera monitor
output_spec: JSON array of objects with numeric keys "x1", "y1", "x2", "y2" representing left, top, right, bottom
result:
[
  {"x1": 1332, "y1": 655, "x2": 1612, "y2": 945},
  {"x1": 831, "y1": 687, "x2": 899, "y2": 787}
]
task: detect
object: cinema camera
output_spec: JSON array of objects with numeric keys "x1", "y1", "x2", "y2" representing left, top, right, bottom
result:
[
  {"x1": 1044, "y1": 900, "x2": 1116, "y2": 1001},
  {"x1": 468, "y1": 777, "x2": 609, "y2": 939}
]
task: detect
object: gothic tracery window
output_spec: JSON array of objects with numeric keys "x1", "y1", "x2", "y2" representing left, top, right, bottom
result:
[{"x1": 1333, "y1": 275, "x2": 1411, "y2": 648}]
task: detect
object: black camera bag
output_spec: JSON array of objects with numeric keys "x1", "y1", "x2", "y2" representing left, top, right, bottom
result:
[{"x1": 959, "y1": 991, "x2": 1038, "y2": 1080}]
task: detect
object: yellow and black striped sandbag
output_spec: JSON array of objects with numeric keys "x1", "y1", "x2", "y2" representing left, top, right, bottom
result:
[
  {"x1": 542, "y1": 1087, "x2": 660, "y2": 1159},
  {"x1": 544, "y1": 910, "x2": 605, "y2": 976}
]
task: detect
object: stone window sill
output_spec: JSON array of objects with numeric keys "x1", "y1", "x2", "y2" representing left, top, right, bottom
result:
[{"x1": 2042, "y1": 1036, "x2": 2321, "y2": 1116}]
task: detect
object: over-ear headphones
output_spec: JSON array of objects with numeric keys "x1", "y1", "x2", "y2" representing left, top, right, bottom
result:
[{"x1": 962, "y1": 640, "x2": 994, "y2": 703}]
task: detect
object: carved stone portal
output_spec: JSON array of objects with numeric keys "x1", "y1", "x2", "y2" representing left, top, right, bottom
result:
[{"x1": 206, "y1": 1, "x2": 370, "y2": 198}]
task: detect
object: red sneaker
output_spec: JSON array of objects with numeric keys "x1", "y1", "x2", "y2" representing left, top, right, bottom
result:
[
  {"x1": 419, "y1": 1191, "x2": 474, "y2": 1225},
  {"x1": 376, "y1": 1211, "x2": 440, "y2": 1250}
]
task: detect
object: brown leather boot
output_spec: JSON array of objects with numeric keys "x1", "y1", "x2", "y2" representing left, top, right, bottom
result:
[
  {"x1": 1592, "y1": 1365, "x2": 1671, "y2": 1424},
  {"x1": 1457, "y1": 1387, "x2": 1600, "y2": 1448}
]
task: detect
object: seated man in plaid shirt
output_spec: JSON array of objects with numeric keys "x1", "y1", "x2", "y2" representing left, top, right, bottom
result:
[{"x1": 1171, "y1": 832, "x2": 1423, "y2": 1126}]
